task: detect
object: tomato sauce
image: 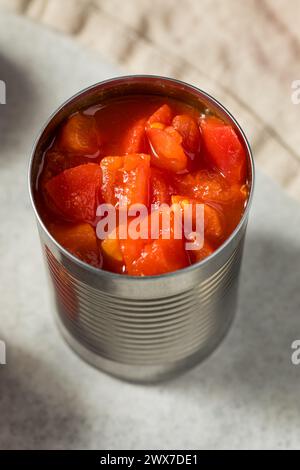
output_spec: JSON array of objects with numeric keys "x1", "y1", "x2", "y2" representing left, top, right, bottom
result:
[{"x1": 36, "y1": 95, "x2": 249, "y2": 276}]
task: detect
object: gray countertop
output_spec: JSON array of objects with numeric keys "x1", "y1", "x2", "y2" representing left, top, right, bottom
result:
[{"x1": 1, "y1": 13, "x2": 300, "y2": 450}]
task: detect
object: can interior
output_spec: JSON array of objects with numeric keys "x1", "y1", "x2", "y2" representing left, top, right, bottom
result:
[{"x1": 30, "y1": 76, "x2": 254, "y2": 203}]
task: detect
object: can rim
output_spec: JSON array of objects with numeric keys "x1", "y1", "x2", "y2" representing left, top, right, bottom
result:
[{"x1": 28, "y1": 74, "x2": 255, "y2": 281}]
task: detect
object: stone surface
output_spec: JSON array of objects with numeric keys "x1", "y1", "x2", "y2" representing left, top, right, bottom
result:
[{"x1": 0, "y1": 13, "x2": 300, "y2": 450}]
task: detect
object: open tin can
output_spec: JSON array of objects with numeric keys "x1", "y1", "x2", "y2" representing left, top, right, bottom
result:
[{"x1": 29, "y1": 76, "x2": 254, "y2": 383}]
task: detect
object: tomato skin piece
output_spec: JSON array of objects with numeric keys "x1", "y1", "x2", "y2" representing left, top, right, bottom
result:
[
  {"x1": 172, "y1": 114, "x2": 201, "y2": 154},
  {"x1": 100, "y1": 153, "x2": 150, "y2": 207},
  {"x1": 45, "y1": 163, "x2": 102, "y2": 223},
  {"x1": 147, "y1": 127, "x2": 187, "y2": 173},
  {"x1": 123, "y1": 118, "x2": 147, "y2": 154},
  {"x1": 59, "y1": 113, "x2": 100, "y2": 156},
  {"x1": 200, "y1": 116, "x2": 246, "y2": 184},
  {"x1": 147, "y1": 104, "x2": 172, "y2": 127},
  {"x1": 49, "y1": 222, "x2": 101, "y2": 267}
]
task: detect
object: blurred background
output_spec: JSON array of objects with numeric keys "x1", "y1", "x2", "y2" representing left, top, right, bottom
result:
[{"x1": 1, "y1": 0, "x2": 300, "y2": 201}]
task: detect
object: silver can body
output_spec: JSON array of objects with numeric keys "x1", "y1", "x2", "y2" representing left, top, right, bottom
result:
[{"x1": 29, "y1": 76, "x2": 254, "y2": 383}]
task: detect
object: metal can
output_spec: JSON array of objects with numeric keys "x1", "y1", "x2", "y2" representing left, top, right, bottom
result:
[{"x1": 28, "y1": 76, "x2": 254, "y2": 383}]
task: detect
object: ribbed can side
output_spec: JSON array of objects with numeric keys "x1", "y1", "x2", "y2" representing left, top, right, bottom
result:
[{"x1": 44, "y1": 238, "x2": 243, "y2": 373}]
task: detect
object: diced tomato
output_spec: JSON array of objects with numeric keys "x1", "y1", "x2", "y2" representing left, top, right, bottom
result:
[
  {"x1": 146, "y1": 107, "x2": 188, "y2": 172},
  {"x1": 102, "y1": 205, "x2": 188, "y2": 276},
  {"x1": 100, "y1": 153, "x2": 150, "y2": 207},
  {"x1": 171, "y1": 195, "x2": 224, "y2": 243},
  {"x1": 45, "y1": 163, "x2": 101, "y2": 222},
  {"x1": 172, "y1": 114, "x2": 201, "y2": 154},
  {"x1": 200, "y1": 116, "x2": 246, "y2": 184},
  {"x1": 100, "y1": 156, "x2": 123, "y2": 205},
  {"x1": 120, "y1": 236, "x2": 147, "y2": 272},
  {"x1": 38, "y1": 95, "x2": 250, "y2": 277},
  {"x1": 125, "y1": 205, "x2": 188, "y2": 275},
  {"x1": 102, "y1": 237, "x2": 123, "y2": 263},
  {"x1": 128, "y1": 238, "x2": 189, "y2": 276},
  {"x1": 40, "y1": 150, "x2": 89, "y2": 187},
  {"x1": 59, "y1": 113, "x2": 100, "y2": 156},
  {"x1": 49, "y1": 223, "x2": 100, "y2": 267},
  {"x1": 101, "y1": 224, "x2": 146, "y2": 274},
  {"x1": 101, "y1": 235, "x2": 124, "y2": 274},
  {"x1": 164, "y1": 126, "x2": 183, "y2": 144},
  {"x1": 147, "y1": 104, "x2": 172, "y2": 127},
  {"x1": 146, "y1": 127, "x2": 187, "y2": 173},
  {"x1": 174, "y1": 170, "x2": 248, "y2": 206},
  {"x1": 150, "y1": 168, "x2": 171, "y2": 207},
  {"x1": 123, "y1": 118, "x2": 147, "y2": 154},
  {"x1": 189, "y1": 240, "x2": 214, "y2": 263},
  {"x1": 204, "y1": 204, "x2": 224, "y2": 242}
]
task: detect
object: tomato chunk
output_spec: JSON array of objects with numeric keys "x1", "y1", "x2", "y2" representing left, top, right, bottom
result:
[
  {"x1": 123, "y1": 118, "x2": 147, "y2": 154},
  {"x1": 101, "y1": 227, "x2": 125, "y2": 274},
  {"x1": 146, "y1": 106, "x2": 187, "y2": 172},
  {"x1": 174, "y1": 170, "x2": 248, "y2": 205},
  {"x1": 40, "y1": 150, "x2": 90, "y2": 187},
  {"x1": 147, "y1": 104, "x2": 172, "y2": 127},
  {"x1": 128, "y1": 238, "x2": 189, "y2": 276},
  {"x1": 102, "y1": 237, "x2": 123, "y2": 263},
  {"x1": 101, "y1": 224, "x2": 146, "y2": 274},
  {"x1": 164, "y1": 126, "x2": 183, "y2": 144},
  {"x1": 100, "y1": 153, "x2": 150, "y2": 207},
  {"x1": 147, "y1": 127, "x2": 187, "y2": 173},
  {"x1": 120, "y1": 236, "x2": 147, "y2": 272},
  {"x1": 172, "y1": 114, "x2": 201, "y2": 154},
  {"x1": 150, "y1": 168, "x2": 171, "y2": 207},
  {"x1": 45, "y1": 163, "x2": 101, "y2": 222},
  {"x1": 102, "y1": 206, "x2": 189, "y2": 276},
  {"x1": 125, "y1": 206, "x2": 188, "y2": 275},
  {"x1": 59, "y1": 113, "x2": 100, "y2": 156},
  {"x1": 204, "y1": 203, "x2": 224, "y2": 242},
  {"x1": 200, "y1": 116, "x2": 246, "y2": 183},
  {"x1": 49, "y1": 223, "x2": 100, "y2": 267},
  {"x1": 171, "y1": 195, "x2": 224, "y2": 243},
  {"x1": 189, "y1": 240, "x2": 214, "y2": 263}
]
